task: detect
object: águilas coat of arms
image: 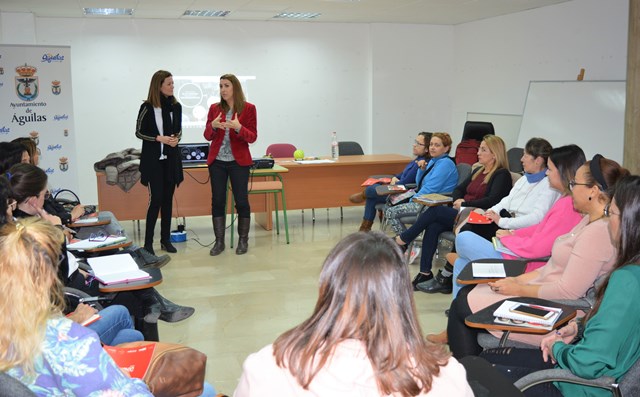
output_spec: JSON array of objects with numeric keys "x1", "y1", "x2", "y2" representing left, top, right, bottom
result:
[
  {"x1": 51, "y1": 80, "x2": 61, "y2": 95},
  {"x1": 15, "y1": 64, "x2": 39, "y2": 101},
  {"x1": 59, "y1": 156, "x2": 69, "y2": 172}
]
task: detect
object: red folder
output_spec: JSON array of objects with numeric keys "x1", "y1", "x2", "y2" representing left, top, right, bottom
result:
[{"x1": 468, "y1": 211, "x2": 492, "y2": 224}]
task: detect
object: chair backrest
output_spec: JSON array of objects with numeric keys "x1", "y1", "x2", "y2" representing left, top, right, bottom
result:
[
  {"x1": 461, "y1": 121, "x2": 495, "y2": 141},
  {"x1": 338, "y1": 141, "x2": 364, "y2": 156},
  {"x1": 507, "y1": 147, "x2": 524, "y2": 174},
  {"x1": 620, "y1": 355, "x2": 640, "y2": 395},
  {"x1": 266, "y1": 143, "x2": 296, "y2": 158},
  {"x1": 456, "y1": 163, "x2": 472, "y2": 186},
  {"x1": 0, "y1": 372, "x2": 36, "y2": 397}
]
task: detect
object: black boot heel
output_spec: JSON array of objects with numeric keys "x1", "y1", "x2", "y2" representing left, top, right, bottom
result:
[{"x1": 160, "y1": 240, "x2": 177, "y2": 253}]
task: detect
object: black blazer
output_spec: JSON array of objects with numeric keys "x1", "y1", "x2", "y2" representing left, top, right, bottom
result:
[
  {"x1": 135, "y1": 101, "x2": 184, "y2": 187},
  {"x1": 452, "y1": 167, "x2": 512, "y2": 209}
]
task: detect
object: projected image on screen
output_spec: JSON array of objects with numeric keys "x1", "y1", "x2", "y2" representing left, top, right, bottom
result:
[{"x1": 174, "y1": 75, "x2": 255, "y2": 129}]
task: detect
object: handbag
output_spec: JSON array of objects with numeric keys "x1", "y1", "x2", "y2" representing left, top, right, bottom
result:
[{"x1": 105, "y1": 341, "x2": 207, "y2": 397}]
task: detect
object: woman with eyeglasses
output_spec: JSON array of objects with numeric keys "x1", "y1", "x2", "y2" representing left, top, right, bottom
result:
[
  {"x1": 348, "y1": 132, "x2": 431, "y2": 232},
  {"x1": 7, "y1": 163, "x2": 195, "y2": 338},
  {"x1": 396, "y1": 135, "x2": 512, "y2": 291},
  {"x1": 383, "y1": 132, "x2": 459, "y2": 236},
  {"x1": 478, "y1": 175, "x2": 640, "y2": 397},
  {"x1": 449, "y1": 145, "x2": 586, "y2": 298},
  {"x1": 443, "y1": 155, "x2": 629, "y2": 359}
]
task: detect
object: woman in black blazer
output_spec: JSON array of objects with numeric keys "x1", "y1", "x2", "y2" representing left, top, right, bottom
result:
[{"x1": 135, "y1": 70, "x2": 184, "y2": 254}]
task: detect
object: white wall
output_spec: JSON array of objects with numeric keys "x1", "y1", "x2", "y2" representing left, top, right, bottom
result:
[
  {"x1": 451, "y1": 0, "x2": 629, "y2": 145},
  {"x1": 370, "y1": 23, "x2": 454, "y2": 155}
]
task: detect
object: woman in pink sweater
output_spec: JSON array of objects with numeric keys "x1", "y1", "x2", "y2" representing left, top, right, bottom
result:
[
  {"x1": 444, "y1": 155, "x2": 629, "y2": 359},
  {"x1": 450, "y1": 145, "x2": 586, "y2": 297},
  {"x1": 234, "y1": 232, "x2": 473, "y2": 397}
]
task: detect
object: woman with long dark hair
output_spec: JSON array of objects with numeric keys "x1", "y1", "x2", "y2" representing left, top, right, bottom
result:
[
  {"x1": 480, "y1": 175, "x2": 640, "y2": 397},
  {"x1": 204, "y1": 74, "x2": 257, "y2": 256},
  {"x1": 449, "y1": 145, "x2": 586, "y2": 297},
  {"x1": 235, "y1": 232, "x2": 473, "y2": 396},
  {"x1": 136, "y1": 70, "x2": 184, "y2": 255},
  {"x1": 443, "y1": 155, "x2": 628, "y2": 358}
]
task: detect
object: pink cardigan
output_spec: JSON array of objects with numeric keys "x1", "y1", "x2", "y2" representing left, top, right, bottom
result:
[
  {"x1": 469, "y1": 216, "x2": 616, "y2": 345},
  {"x1": 500, "y1": 196, "x2": 582, "y2": 272},
  {"x1": 234, "y1": 340, "x2": 474, "y2": 397}
]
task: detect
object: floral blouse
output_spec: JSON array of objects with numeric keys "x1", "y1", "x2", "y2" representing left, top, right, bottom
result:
[{"x1": 6, "y1": 317, "x2": 152, "y2": 396}]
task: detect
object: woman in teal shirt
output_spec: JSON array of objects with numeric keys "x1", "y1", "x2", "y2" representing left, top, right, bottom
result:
[{"x1": 480, "y1": 174, "x2": 640, "y2": 397}]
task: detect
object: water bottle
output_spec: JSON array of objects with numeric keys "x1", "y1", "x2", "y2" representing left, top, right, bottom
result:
[{"x1": 331, "y1": 131, "x2": 339, "y2": 160}]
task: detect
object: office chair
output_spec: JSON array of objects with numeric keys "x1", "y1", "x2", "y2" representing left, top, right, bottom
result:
[
  {"x1": 265, "y1": 143, "x2": 296, "y2": 158},
  {"x1": 455, "y1": 121, "x2": 495, "y2": 165},
  {"x1": 0, "y1": 372, "x2": 35, "y2": 397},
  {"x1": 507, "y1": 147, "x2": 524, "y2": 174},
  {"x1": 461, "y1": 121, "x2": 495, "y2": 141},
  {"x1": 337, "y1": 141, "x2": 364, "y2": 156}
]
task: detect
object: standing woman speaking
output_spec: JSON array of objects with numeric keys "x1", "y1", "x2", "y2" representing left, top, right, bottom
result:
[
  {"x1": 136, "y1": 70, "x2": 184, "y2": 255},
  {"x1": 204, "y1": 74, "x2": 257, "y2": 256}
]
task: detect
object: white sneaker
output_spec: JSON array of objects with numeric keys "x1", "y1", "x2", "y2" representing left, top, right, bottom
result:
[{"x1": 408, "y1": 245, "x2": 421, "y2": 265}]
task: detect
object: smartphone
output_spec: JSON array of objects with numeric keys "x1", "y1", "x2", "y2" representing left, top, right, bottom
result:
[{"x1": 509, "y1": 304, "x2": 554, "y2": 319}]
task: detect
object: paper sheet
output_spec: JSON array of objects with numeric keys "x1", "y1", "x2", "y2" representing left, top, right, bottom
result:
[{"x1": 471, "y1": 262, "x2": 506, "y2": 278}]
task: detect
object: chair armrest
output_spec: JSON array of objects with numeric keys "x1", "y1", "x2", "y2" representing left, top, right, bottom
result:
[
  {"x1": 405, "y1": 183, "x2": 417, "y2": 189},
  {"x1": 514, "y1": 369, "x2": 618, "y2": 393}
]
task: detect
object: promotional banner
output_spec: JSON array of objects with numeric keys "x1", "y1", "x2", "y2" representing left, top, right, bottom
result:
[{"x1": 0, "y1": 44, "x2": 78, "y2": 195}]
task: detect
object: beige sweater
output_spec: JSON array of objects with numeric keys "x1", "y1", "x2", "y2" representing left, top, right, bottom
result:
[{"x1": 234, "y1": 340, "x2": 473, "y2": 397}]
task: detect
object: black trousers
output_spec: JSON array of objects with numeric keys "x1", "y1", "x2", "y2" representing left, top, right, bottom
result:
[
  {"x1": 447, "y1": 284, "x2": 487, "y2": 359},
  {"x1": 480, "y1": 347, "x2": 561, "y2": 397},
  {"x1": 209, "y1": 160, "x2": 251, "y2": 218},
  {"x1": 145, "y1": 159, "x2": 176, "y2": 243}
]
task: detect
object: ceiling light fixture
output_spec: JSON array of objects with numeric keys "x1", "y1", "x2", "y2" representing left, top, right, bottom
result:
[
  {"x1": 273, "y1": 12, "x2": 321, "y2": 19},
  {"x1": 183, "y1": 10, "x2": 230, "y2": 17},
  {"x1": 83, "y1": 8, "x2": 133, "y2": 16}
]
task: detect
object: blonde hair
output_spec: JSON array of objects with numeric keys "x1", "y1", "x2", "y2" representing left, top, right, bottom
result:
[
  {"x1": 0, "y1": 218, "x2": 65, "y2": 373},
  {"x1": 472, "y1": 135, "x2": 508, "y2": 183}
]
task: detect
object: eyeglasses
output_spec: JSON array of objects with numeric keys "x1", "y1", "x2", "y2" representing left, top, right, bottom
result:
[
  {"x1": 89, "y1": 231, "x2": 108, "y2": 242},
  {"x1": 44, "y1": 191, "x2": 51, "y2": 200},
  {"x1": 413, "y1": 140, "x2": 426, "y2": 147},
  {"x1": 568, "y1": 180, "x2": 591, "y2": 191},
  {"x1": 604, "y1": 204, "x2": 620, "y2": 217},
  {"x1": 57, "y1": 253, "x2": 66, "y2": 267},
  {"x1": 7, "y1": 199, "x2": 17, "y2": 211}
]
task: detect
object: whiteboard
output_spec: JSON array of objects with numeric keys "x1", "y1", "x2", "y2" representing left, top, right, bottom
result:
[
  {"x1": 517, "y1": 81, "x2": 625, "y2": 161},
  {"x1": 467, "y1": 112, "x2": 522, "y2": 149}
]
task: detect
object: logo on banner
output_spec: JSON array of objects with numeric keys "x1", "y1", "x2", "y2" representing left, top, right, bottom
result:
[
  {"x1": 59, "y1": 157, "x2": 69, "y2": 172},
  {"x1": 15, "y1": 64, "x2": 39, "y2": 101},
  {"x1": 51, "y1": 80, "x2": 61, "y2": 95},
  {"x1": 0, "y1": 126, "x2": 10, "y2": 135},
  {"x1": 42, "y1": 53, "x2": 65, "y2": 63},
  {"x1": 30, "y1": 131, "x2": 39, "y2": 145}
]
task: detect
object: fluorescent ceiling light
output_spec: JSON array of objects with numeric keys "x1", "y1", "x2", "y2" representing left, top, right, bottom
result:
[
  {"x1": 83, "y1": 8, "x2": 133, "y2": 16},
  {"x1": 183, "y1": 10, "x2": 230, "y2": 17},
  {"x1": 273, "y1": 12, "x2": 321, "y2": 19}
]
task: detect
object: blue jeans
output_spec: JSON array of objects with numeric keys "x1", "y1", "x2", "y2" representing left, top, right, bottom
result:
[
  {"x1": 399, "y1": 205, "x2": 457, "y2": 274},
  {"x1": 199, "y1": 382, "x2": 216, "y2": 397},
  {"x1": 452, "y1": 231, "x2": 503, "y2": 297},
  {"x1": 362, "y1": 184, "x2": 387, "y2": 221},
  {"x1": 87, "y1": 305, "x2": 144, "y2": 346}
]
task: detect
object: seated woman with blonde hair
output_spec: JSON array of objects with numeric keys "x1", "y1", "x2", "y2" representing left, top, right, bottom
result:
[
  {"x1": 234, "y1": 232, "x2": 473, "y2": 397},
  {"x1": 0, "y1": 217, "x2": 152, "y2": 395}
]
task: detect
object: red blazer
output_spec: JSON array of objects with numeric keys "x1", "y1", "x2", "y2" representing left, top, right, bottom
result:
[{"x1": 203, "y1": 102, "x2": 257, "y2": 166}]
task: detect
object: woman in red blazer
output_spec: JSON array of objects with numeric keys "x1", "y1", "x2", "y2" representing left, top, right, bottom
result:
[{"x1": 203, "y1": 74, "x2": 257, "y2": 255}]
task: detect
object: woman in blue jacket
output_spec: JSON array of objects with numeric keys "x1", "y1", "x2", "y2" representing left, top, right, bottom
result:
[
  {"x1": 384, "y1": 132, "x2": 458, "y2": 235},
  {"x1": 350, "y1": 132, "x2": 431, "y2": 232}
]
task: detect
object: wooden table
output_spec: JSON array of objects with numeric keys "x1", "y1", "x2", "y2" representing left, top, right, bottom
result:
[{"x1": 95, "y1": 154, "x2": 411, "y2": 229}]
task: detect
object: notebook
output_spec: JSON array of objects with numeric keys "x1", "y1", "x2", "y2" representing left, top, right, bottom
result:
[{"x1": 179, "y1": 143, "x2": 209, "y2": 167}]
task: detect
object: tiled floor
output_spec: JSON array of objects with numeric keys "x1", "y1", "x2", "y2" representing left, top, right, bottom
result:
[{"x1": 127, "y1": 207, "x2": 452, "y2": 394}]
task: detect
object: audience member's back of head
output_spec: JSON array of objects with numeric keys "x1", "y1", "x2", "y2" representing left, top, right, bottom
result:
[
  {"x1": 0, "y1": 142, "x2": 25, "y2": 174},
  {"x1": 12, "y1": 137, "x2": 38, "y2": 166},
  {"x1": 8, "y1": 163, "x2": 47, "y2": 204},
  {"x1": 273, "y1": 231, "x2": 450, "y2": 395},
  {"x1": 0, "y1": 218, "x2": 65, "y2": 373}
]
